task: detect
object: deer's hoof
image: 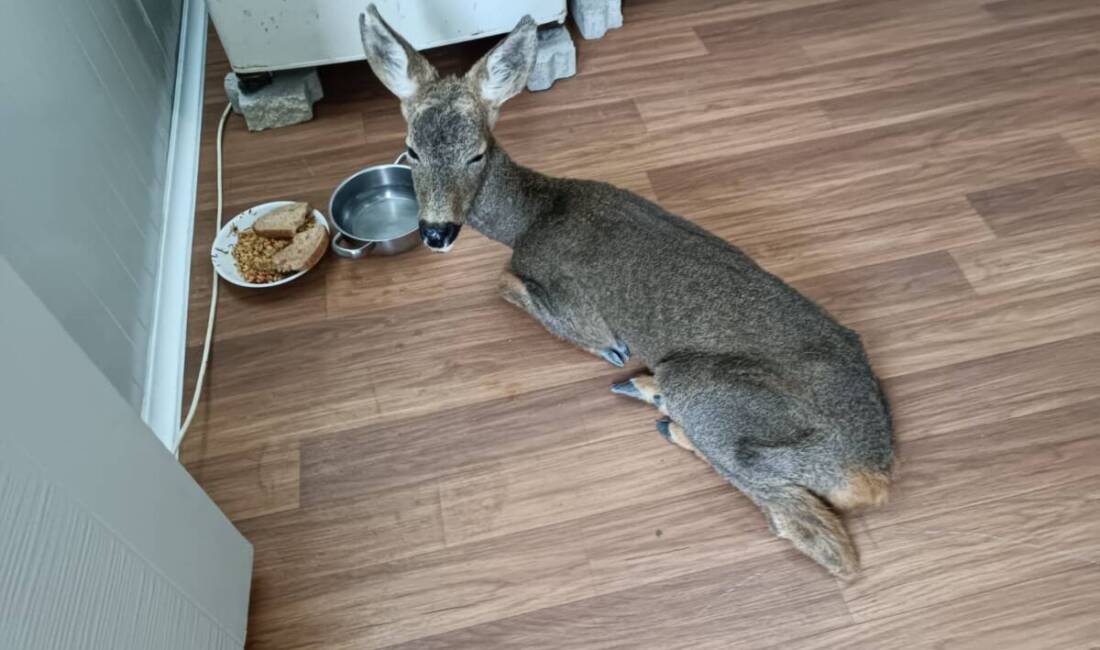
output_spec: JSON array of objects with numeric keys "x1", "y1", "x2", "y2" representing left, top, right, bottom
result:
[
  {"x1": 610, "y1": 379, "x2": 642, "y2": 398},
  {"x1": 599, "y1": 339, "x2": 630, "y2": 367}
]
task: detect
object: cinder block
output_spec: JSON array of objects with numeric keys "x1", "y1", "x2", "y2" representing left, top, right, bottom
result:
[
  {"x1": 527, "y1": 25, "x2": 576, "y2": 92},
  {"x1": 569, "y1": 0, "x2": 623, "y2": 40},
  {"x1": 224, "y1": 68, "x2": 323, "y2": 131}
]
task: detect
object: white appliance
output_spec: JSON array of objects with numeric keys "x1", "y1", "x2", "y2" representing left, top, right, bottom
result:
[{"x1": 209, "y1": 0, "x2": 567, "y2": 73}]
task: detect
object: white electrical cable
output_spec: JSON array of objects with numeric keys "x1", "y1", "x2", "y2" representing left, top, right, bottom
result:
[{"x1": 173, "y1": 103, "x2": 233, "y2": 455}]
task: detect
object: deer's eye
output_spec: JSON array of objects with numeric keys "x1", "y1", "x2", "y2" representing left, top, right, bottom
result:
[
  {"x1": 467, "y1": 152, "x2": 485, "y2": 165},
  {"x1": 406, "y1": 147, "x2": 420, "y2": 162}
]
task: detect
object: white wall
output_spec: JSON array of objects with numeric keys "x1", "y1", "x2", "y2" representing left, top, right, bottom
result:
[
  {"x1": 0, "y1": 257, "x2": 253, "y2": 649},
  {"x1": 0, "y1": 0, "x2": 183, "y2": 408}
]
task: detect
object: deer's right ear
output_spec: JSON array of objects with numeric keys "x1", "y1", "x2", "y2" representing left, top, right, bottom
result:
[{"x1": 359, "y1": 4, "x2": 436, "y2": 103}]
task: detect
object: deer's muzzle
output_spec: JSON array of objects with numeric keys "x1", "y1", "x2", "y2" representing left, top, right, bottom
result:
[{"x1": 419, "y1": 221, "x2": 462, "y2": 252}]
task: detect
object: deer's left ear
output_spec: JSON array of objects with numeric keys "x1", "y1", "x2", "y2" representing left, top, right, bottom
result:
[
  {"x1": 467, "y1": 15, "x2": 538, "y2": 124},
  {"x1": 359, "y1": 4, "x2": 437, "y2": 104}
]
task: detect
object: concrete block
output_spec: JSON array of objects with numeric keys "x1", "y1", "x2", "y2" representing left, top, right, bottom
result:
[
  {"x1": 569, "y1": 0, "x2": 623, "y2": 40},
  {"x1": 224, "y1": 68, "x2": 323, "y2": 131},
  {"x1": 527, "y1": 25, "x2": 576, "y2": 92}
]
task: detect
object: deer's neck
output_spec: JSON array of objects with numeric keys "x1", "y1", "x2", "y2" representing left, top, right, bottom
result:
[{"x1": 468, "y1": 143, "x2": 557, "y2": 248}]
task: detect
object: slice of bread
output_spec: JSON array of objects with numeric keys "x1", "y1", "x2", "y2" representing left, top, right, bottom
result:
[
  {"x1": 253, "y1": 202, "x2": 310, "y2": 239},
  {"x1": 272, "y1": 223, "x2": 328, "y2": 272}
]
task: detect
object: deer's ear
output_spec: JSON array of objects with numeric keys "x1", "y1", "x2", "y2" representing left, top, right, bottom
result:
[
  {"x1": 359, "y1": 4, "x2": 436, "y2": 102},
  {"x1": 467, "y1": 15, "x2": 538, "y2": 122}
]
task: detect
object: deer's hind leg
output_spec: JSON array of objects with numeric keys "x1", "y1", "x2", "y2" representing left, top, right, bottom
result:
[
  {"x1": 655, "y1": 418, "x2": 706, "y2": 459},
  {"x1": 653, "y1": 354, "x2": 864, "y2": 578},
  {"x1": 499, "y1": 270, "x2": 629, "y2": 366},
  {"x1": 611, "y1": 373, "x2": 707, "y2": 460}
]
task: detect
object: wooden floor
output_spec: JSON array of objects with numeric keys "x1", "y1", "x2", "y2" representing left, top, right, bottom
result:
[{"x1": 182, "y1": 1, "x2": 1100, "y2": 647}]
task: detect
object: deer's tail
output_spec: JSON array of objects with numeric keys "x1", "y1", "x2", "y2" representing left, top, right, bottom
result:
[{"x1": 755, "y1": 484, "x2": 860, "y2": 579}]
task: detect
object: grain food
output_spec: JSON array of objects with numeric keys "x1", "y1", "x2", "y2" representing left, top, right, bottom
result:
[
  {"x1": 232, "y1": 228, "x2": 292, "y2": 284},
  {"x1": 230, "y1": 219, "x2": 326, "y2": 284}
]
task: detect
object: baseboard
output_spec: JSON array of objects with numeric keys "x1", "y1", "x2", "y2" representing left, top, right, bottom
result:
[{"x1": 143, "y1": 0, "x2": 209, "y2": 453}]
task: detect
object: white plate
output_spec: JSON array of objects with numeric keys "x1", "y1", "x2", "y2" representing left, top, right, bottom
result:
[{"x1": 211, "y1": 201, "x2": 329, "y2": 289}]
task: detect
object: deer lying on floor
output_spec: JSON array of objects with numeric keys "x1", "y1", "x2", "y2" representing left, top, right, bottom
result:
[{"x1": 359, "y1": 5, "x2": 894, "y2": 578}]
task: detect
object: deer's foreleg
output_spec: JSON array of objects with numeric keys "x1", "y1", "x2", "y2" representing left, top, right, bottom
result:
[{"x1": 498, "y1": 270, "x2": 629, "y2": 367}]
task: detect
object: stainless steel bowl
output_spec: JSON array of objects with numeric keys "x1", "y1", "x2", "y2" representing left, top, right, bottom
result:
[{"x1": 328, "y1": 155, "x2": 420, "y2": 258}]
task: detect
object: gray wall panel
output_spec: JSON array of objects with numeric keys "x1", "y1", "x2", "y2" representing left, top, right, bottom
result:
[{"x1": 0, "y1": 0, "x2": 184, "y2": 407}]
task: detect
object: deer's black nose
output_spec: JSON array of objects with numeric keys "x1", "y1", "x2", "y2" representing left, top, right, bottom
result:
[{"x1": 419, "y1": 221, "x2": 461, "y2": 251}]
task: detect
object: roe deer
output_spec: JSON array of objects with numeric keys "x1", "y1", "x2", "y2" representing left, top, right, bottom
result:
[{"x1": 360, "y1": 5, "x2": 894, "y2": 578}]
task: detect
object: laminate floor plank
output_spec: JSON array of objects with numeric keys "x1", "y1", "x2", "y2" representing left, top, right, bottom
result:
[
  {"x1": 789, "y1": 252, "x2": 976, "y2": 323},
  {"x1": 624, "y1": 0, "x2": 847, "y2": 32},
  {"x1": 387, "y1": 552, "x2": 853, "y2": 650},
  {"x1": 246, "y1": 521, "x2": 596, "y2": 650},
  {"x1": 843, "y1": 478, "x2": 1100, "y2": 622},
  {"x1": 780, "y1": 568, "x2": 1100, "y2": 650},
  {"x1": 818, "y1": 49, "x2": 1100, "y2": 128},
  {"x1": 298, "y1": 375, "x2": 652, "y2": 500},
  {"x1": 572, "y1": 24, "x2": 710, "y2": 77},
  {"x1": 964, "y1": 167, "x2": 1100, "y2": 237},
  {"x1": 982, "y1": 0, "x2": 1100, "y2": 23},
  {"x1": 885, "y1": 333, "x2": 1100, "y2": 442},
  {"x1": 438, "y1": 428, "x2": 726, "y2": 546},
  {"x1": 637, "y1": 14, "x2": 1100, "y2": 130},
  {"x1": 649, "y1": 121, "x2": 1091, "y2": 220},
  {"x1": 240, "y1": 479, "x2": 446, "y2": 589},
  {"x1": 866, "y1": 400, "x2": 1100, "y2": 530},
  {"x1": 951, "y1": 223, "x2": 1100, "y2": 295},
  {"x1": 186, "y1": 441, "x2": 300, "y2": 522},
  {"x1": 858, "y1": 269, "x2": 1100, "y2": 378}
]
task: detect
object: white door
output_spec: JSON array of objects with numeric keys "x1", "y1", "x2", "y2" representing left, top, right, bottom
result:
[{"x1": 0, "y1": 258, "x2": 253, "y2": 649}]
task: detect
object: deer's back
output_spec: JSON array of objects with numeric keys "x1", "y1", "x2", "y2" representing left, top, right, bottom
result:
[{"x1": 512, "y1": 178, "x2": 859, "y2": 369}]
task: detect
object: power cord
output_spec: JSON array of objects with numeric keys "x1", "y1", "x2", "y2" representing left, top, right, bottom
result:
[{"x1": 173, "y1": 103, "x2": 233, "y2": 455}]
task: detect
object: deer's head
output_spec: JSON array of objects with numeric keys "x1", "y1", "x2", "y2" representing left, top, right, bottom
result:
[{"x1": 359, "y1": 5, "x2": 537, "y2": 252}]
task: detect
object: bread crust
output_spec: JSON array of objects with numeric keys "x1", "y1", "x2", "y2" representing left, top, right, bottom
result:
[
  {"x1": 272, "y1": 224, "x2": 328, "y2": 272},
  {"x1": 254, "y1": 202, "x2": 310, "y2": 239}
]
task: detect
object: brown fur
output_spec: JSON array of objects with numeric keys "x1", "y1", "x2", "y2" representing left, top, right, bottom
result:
[
  {"x1": 631, "y1": 375, "x2": 660, "y2": 403},
  {"x1": 498, "y1": 270, "x2": 530, "y2": 306},
  {"x1": 666, "y1": 421, "x2": 702, "y2": 456},
  {"x1": 828, "y1": 468, "x2": 891, "y2": 511},
  {"x1": 628, "y1": 374, "x2": 672, "y2": 415}
]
